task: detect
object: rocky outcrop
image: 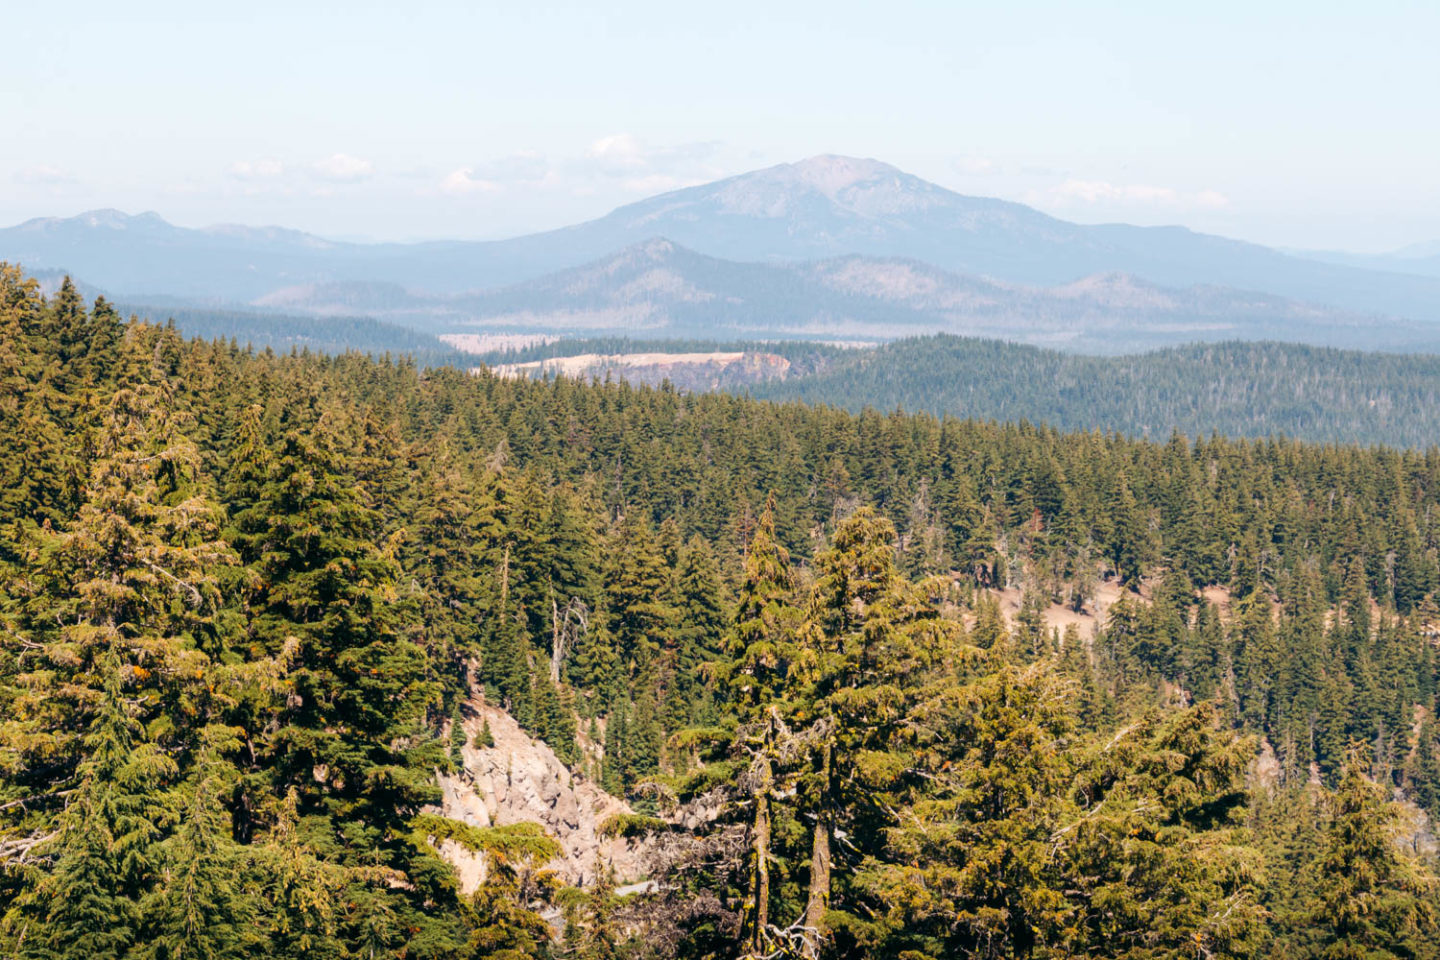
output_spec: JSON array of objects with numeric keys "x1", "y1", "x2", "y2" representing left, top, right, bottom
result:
[
  {"x1": 1250, "y1": 739, "x2": 1282, "y2": 796},
  {"x1": 1395, "y1": 794, "x2": 1438, "y2": 861},
  {"x1": 434, "y1": 697, "x2": 649, "y2": 893}
]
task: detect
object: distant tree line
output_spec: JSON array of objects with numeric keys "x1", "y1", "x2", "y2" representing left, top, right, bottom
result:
[
  {"x1": 753, "y1": 334, "x2": 1440, "y2": 448},
  {"x1": 122, "y1": 301, "x2": 469, "y2": 367}
]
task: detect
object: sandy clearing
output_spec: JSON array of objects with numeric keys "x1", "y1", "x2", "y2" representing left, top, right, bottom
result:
[
  {"x1": 440, "y1": 333, "x2": 559, "y2": 355},
  {"x1": 981, "y1": 579, "x2": 1235, "y2": 638},
  {"x1": 492, "y1": 351, "x2": 747, "y2": 378}
]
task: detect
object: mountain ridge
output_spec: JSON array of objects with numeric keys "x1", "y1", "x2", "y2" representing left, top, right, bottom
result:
[
  {"x1": 6, "y1": 156, "x2": 1440, "y2": 330},
  {"x1": 440, "y1": 238, "x2": 1426, "y2": 352}
]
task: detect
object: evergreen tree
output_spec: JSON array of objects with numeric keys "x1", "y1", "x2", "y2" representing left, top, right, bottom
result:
[
  {"x1": 718, "y1": 497, "x2": 803, "y2": 955},
  {"x1": 2, "y1": 377, "x2": 233, "y2": 957},
  {"x1": 134, "y1": 726, "x2": 256, "y2": 960},
  {"x1": 1311, "y1": 747, "x2": 1439, "y2": 959},
  {"x1": 240, "y1": 418, "x2": 456, "y2": 955},
  {"x1": 253, "y1": 788, "x2": 348, "y2": 960},
  {"x1": 788, "y1": 507, "x2": 964, "y2": 958},
  {"x1": 6, "y1": 659, "x2": 177, "y2": 959},
  {"x1": 1408, "y1": 718, "x2": 1440, "y2": 819},
  {"x1": 604, "y1": 511, "x2": 676, "y2": 677},
  {"x1": 670, "y1": 534, "x2": 728, "y2": 727},
  {"x1": 859, "y1": 663, "x2": 1076, "y2": 959},
  {"x1": 449, "y1": 698, "x2": 468, "y2": 770}
]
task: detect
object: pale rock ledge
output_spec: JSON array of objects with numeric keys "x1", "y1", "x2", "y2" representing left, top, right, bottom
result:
[{"x1": 433, "y1": 695, "x2": 650, "y2": 893}]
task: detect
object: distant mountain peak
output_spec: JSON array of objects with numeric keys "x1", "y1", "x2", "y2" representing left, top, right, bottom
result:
[
  {"x1": 604, "y1": 153, "x2": 1021, "y2": 238},
  {"x1": 202, "y1": 222, "x2": 338, "y2": 251},
  {"x1": 629, "y1": 237, "x2": 677, "y2": 259},
  {"x1": 19, "y1": 208, "x2": 172, "y2": 232},
  {"x1": 84, "y1": 209, "x2": 163, "y2": 227},
  {"x1": 1053, "y1": 271, "x2": 1178, "y2": 308},
  {"x1": 1059, "y1": 270, "x2": 1143, "y2": 291},
  {"x1": 5, "y1": 156, "x2": 1440, "y2": 325},
  {"x1": 708, "y1": 154, "x2": 950, "y2": 219},
  {"x1": 763, "y1": 154, "x2": 903, "y2": 197}
]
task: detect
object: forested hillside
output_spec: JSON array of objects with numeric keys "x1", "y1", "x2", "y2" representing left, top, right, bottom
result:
[
  {"x1": 485, "y1": 334, "x2": 1440, "y2": 448},
  {"x1": 751, "y1": 335, "x2": 1440, "y2": 447},
  {"x1": 28, "y1": 268, "x2": 468, "y2": 363},
  {"x1": 117, "y1": 302, "x2": 468, "y2": 366},
  {"x1": 3, "y1": 266, "x2": 1440, "y2": 959}
]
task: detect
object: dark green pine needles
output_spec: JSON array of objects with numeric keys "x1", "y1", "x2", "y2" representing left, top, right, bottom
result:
[{"x1": 1, "y1": 265, "x2": 1440, "y2": 958}]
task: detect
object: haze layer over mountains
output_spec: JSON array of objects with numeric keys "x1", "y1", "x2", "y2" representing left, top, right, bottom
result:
[{"x1": 5, "y1": 155, "x2": 1440, "y2": 352}]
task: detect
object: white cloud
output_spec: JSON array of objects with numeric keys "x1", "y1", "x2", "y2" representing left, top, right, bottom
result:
[
  {"x1": 586, "y1": 133, "x2": 648, "y2": 172},
  {"x1": 14, "y1": 164, "x2": 77, "y2": 185},
  {"x1": 441, "y1": 152, "x2": 551, "y2": 195},
  {"x1": 440, "y1": 139, "x2": 724, "y2": 198},
  {"x1": 1041, "y1": 179, "x2": 1230, "y2": 210},
  {"x1": 584, "y1": 134, "x2": 722, "y2": 178},
  {"x1": 229, "y1": 158, "x2": 285, "y2": 180},
  {"x1": 441, "y1": 168, "x2": 504, "y2": 195},
  {"x1": 953, "y1": 156, "x2": 998, "y2": 176},
  {"x1": 311, "y1": 153, "x2": 373, "y2": 182}
]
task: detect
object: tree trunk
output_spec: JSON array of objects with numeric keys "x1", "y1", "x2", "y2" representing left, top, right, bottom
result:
[
  {"x1": 801, "y1": 743, "x2": 832, "y2": 960},
  {"x1": 551, "y1": 595, "x2": 562, "y2": 685},
  {"x1": 747, "y1": 760, "x2": 772, "y2": 957}
]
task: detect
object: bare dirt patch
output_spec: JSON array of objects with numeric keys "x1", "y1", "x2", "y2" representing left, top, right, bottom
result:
[{"x1": 492, "y1": 351, "x2": 748, "y2": 378}]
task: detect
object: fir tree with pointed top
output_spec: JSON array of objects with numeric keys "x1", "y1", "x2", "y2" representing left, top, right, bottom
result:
[
  {"x1": 5, "y1": 655, "x2": 178, "y2": 959},
  {"x1": 238, "y1": 414, "x2": 457, "y2": 955},
  {"x1": 134, "y1": 724, "x2": 256, "y2": 960},
  {"x1": 1310, "y1": 746, "x2": 1439, "y2": 959},
  {"x1": 449, "y1": 699, "x2": 468, "y2": 770},
  {"x1": 669, "y1": 534, "x2": 728, "y2": 728}
]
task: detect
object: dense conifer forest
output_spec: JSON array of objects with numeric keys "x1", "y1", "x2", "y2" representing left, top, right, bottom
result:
[
  {"x1": 752, "y1": 335, "x2": 1440, "y2": 448},
  {"x1": 117, "y1": 302, "x2": 470, "y2": 368},
  {"x1": 486, "y1": 334, "x2": 1440, "y2": 448},
  {"x1": 3, "y1": 265, "x2": 1440, "y2": 958},
  {"x1": 29, "y1": 272, "x2": 467, "y2": 366}
]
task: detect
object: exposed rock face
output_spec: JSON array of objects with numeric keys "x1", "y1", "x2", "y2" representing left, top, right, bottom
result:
[
  {"x1": 434, "y1": 697, "x2": 648, "y2": 893},
  {"x1": 1394, "y1": 794, "x2": 1438, "y2": 861},
  {"x1": 1250, "y1": 739, "x2": 1281, "y2": 795}
]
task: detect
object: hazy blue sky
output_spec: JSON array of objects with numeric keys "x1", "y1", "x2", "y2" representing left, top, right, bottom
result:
[{"x1": 5, "y1": 1, "x2": 1436, "y2": 251}]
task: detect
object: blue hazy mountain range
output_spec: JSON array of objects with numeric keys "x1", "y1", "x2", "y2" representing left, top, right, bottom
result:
[
  {"x1": 5, "y1": 156, "x2": 1440, "y2": 349},
  {"x1": 245, "y1": 238, "x2": 1435, "y2": 354},
  {"x1": 1291, "y1": 241, "x2": 1440, "y2": 281}
]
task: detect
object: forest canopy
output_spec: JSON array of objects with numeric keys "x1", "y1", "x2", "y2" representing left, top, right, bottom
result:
[
  {"x1": 1, "y1": 266, "x2": 1438, "y2": 959},
  {"x1": 479, "y1": 333, "x2": 1440, "y2": 449}
]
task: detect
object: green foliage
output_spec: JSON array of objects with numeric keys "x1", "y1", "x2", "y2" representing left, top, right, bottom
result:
[
  {"x1": 598, "y1": 813, "x2": 673, "y2": 838},
  {"x1": 7, "y1": 663, "x2": 177, "y2": 959},
  {"x1": 122, "y1": 301, "x2": 469, "y2": 367},
  {"x1": 1309, "y1": 748, "x2": 1439, "y2": 959},
  {"x1": 755, "y1": 334, "x2": 1440, "y2": 449},
  {"x1": 449, "y1": 700, "x2": 467, "y2": 770},
  {"x1": 4, "y1": 267, "x2": 1440, "y2": 959}
]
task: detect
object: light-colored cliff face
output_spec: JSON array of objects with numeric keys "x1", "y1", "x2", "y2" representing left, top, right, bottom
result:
[
  {"x1": 488, "y1": 350, "x2": 793, "y2": 392},
  {"x1": 434, "y1": 697, "x2": 648, "y2": 893}
]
